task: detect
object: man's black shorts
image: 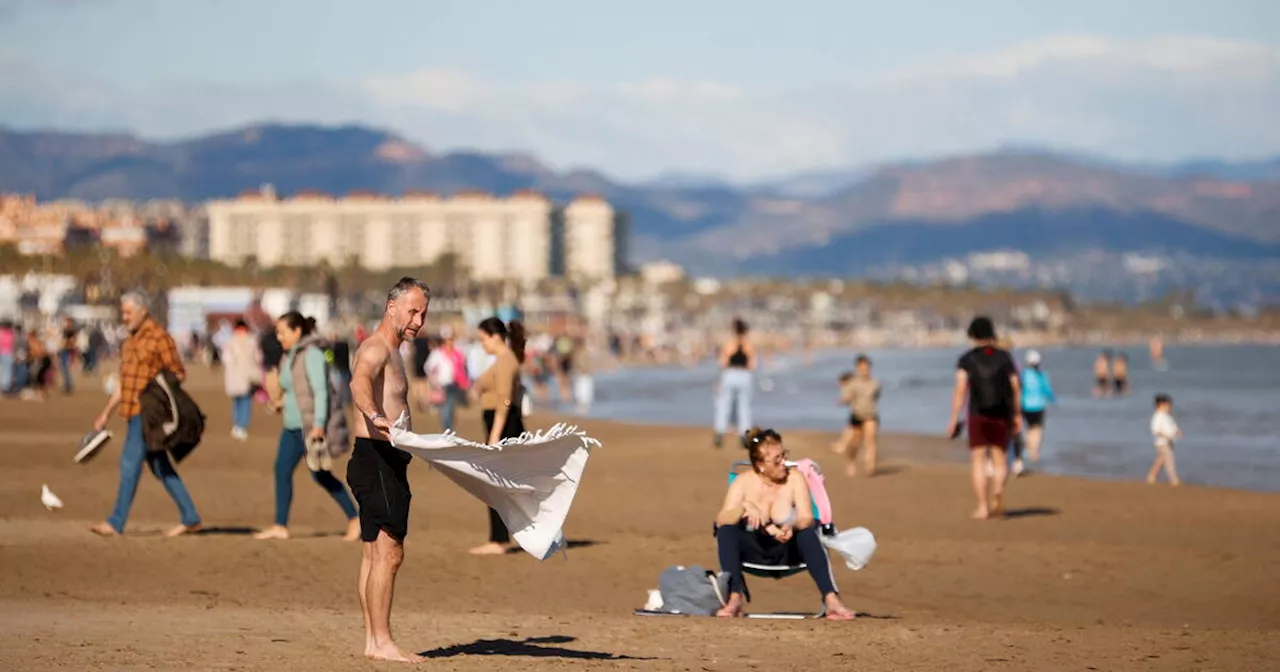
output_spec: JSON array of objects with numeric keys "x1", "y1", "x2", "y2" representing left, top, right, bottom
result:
[{"x1": 346, "y1": 437, "x2": 413, "y2": 543}]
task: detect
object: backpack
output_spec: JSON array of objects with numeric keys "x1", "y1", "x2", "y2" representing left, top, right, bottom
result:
[
  {"x1": 655, "y1": 565, "x2": 731, "y2": 616},
  {"x1": 298, "y1": 340, "x2": 350, "y2": 459},
  {"x1": 968, "y1": 348, "x2": 1013, "y2": 415}
]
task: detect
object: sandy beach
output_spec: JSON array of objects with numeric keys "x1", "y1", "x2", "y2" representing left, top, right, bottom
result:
[{"x1": 1, "y1": 367, "x2": 1278, "y2": 671}]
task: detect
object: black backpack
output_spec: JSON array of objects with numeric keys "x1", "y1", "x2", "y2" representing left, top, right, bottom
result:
[{"x1": 968, "y1": 349, "x2": 1013, "y2": 415}]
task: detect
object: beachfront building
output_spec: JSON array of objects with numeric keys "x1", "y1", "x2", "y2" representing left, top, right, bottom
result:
[
  {"x1": 206, "y1": 187, "x2": 625, "y2": 282},
  {"x1": 554, "y1": 196, "x2": 628, "y2": 282},
  {"x1": 0, "y1": 194, "x2": 204, "y2": 258}
]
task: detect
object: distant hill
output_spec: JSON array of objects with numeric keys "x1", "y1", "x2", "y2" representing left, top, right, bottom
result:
[{"x1": 1, "y1": 122, "x2": 1278, "y2": 303}]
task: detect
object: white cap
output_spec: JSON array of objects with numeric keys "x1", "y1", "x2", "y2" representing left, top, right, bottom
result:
[{"x1": 1026, "y1": 350, "x2": 1041, "y2": 366}]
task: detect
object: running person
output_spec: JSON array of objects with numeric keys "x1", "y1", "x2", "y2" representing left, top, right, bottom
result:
[
  {"x1": 1020, "y1": 350, "x2": 1056, "y2": 465},
  {"x1": 834, "y1": 355, "x2": 881, "y2": 477},
  {"x1": 346, "y1": 277, "x2": 430, "y2": 663}
]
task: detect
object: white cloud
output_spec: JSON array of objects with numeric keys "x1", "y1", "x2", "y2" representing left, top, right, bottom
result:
[{"x1": 2, "y1": 34, "x2": 1279, "y2": 182}]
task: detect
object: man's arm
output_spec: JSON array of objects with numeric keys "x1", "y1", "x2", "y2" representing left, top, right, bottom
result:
[
  {"x1": 1008, "y1": 358, "x2": 1023, "y2": 431},
  {"x1": 160, "y1": 333, "x2": 186, "y2": 382},
  {"x1": 94, "y1": 385, "x2": 122, "y2": 431},
  {"x1": 349, "y1": 340, "x2": 390, "y2": 423},
  {"x1": 947, "y1": 369, "x2": 969, "y2": 431}
]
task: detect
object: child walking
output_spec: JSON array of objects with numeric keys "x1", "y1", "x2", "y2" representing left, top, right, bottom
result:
[{"x1": 1147, "y1": 393, "x2": 1182, "y2": 486}]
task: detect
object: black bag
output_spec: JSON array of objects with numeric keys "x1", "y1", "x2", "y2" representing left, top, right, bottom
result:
[{"x1": 968, "y1": 349, "x2": 1013, "y2": 416}]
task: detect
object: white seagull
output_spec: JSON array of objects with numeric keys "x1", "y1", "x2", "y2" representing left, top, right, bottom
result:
[{"x1": 41, "y1": 484, "x2": 63, "y2": 511}]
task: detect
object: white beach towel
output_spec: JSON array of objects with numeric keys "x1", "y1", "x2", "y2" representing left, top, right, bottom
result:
[{"x1": 387, "y1": 412, "x2": 600, "y2": 561}]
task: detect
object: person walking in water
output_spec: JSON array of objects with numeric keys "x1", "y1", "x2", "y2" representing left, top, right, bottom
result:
[
  {"x1": 1147, "y1": 393, "x2": 1182, "y2": 486},
  {"x1": 1092, "y1": 350, "x2": 1112, "y2": 398},
  {"x1": 1019, "y1": 350, "x2": 1056, "y2": 467},
  {"x1": 713, "y1": 318, "x2": 756, "y2": 448},
  {"x1": 1112, "y1": 353, "x2": 1130, "y2": 396},
  {"x1": 833, "y1": 355, "x2": 881, "y2": 477},
  {"x1": 254, "y1": 312, "x2": 359, "y2": 542},
  {"x1": 946, "y1": 316, "x2": 1021, "y2": 520},
  {"x1": 90, "y1": 292, "x2": 202, "y2": 537}
]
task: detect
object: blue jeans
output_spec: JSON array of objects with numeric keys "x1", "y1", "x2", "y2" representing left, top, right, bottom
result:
[
  {"x1": 232, "y1": 394, "x2": 253, "y2": 430},
  {"x1": 274, "y1": 429, "x2": 358, "y2": 527},
  {"x1": 0, "y1": 353, "x2": 12, "y2": 393},
  {"x1": 107, "y1": 415, "x2": 201, "y2": 533},
  {"x1": 714, "y1": 368, "x2": 754, "y2": 436},
  {"x1": 58, "y1": 350, "x2": 74, "y2": 394},
  {"x1": 438, "y1": 384, "x2": 461, "y2": 432}
]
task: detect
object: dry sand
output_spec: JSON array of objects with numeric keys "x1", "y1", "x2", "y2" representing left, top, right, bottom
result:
[{"x1": 1, "y1": 367, "x2": 1278, "y2": 671}]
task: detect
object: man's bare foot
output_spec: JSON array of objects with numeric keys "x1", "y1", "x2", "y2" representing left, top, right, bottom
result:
[
  {"x1": 342, "y1": 519, "x2": 361, "y2": 542},
  {"x1": 823, "y1": 595, "x2": 856, "y2": 620},
  {"x1": 844, "y1": 463, "x2": 858, "y2": 477},
  {"x1": 971, "y1": 507, "x2": 990, "y2": 520},
  {"x1": 468, "y1": 542, "x2": 508, "y2": 555},
  {"x1": 90, "y1": 522, "x2": 119, "y2": 536},
  {"x1": 1147, "y1": 476, "x2": 1157, "y2": 484},
  {"x1": 366, "y1": 642, "x2": 425, "y2": 663},
  {"x1": 165, "y1": 523, "x2": 203, "y2": 537},
  {"x1": 830, "y1": 441, "x2": 846, "y2": 455},
  {"x1": 715, "y1": 595, "x2": 745, "y2": 618},
  {"x1": 863, "y1": 464, "x2": 877, "y2": 478},
  {"x1": 990, "y1": 494, "x2": 1005, "y2": 518},
  {"x1": 253, "y1": 525, "x2": 290, "y2": 540}
]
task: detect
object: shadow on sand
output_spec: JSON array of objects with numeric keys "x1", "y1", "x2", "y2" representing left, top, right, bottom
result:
[
  {"x1": 504, "y1": 539, "x2": 604, "y2": 555},
  {"x1": 422, "y1": 635, "x2": 657, "y2": 661},
  {"x1": 1000, "y1": 507, "x2": 1060, "y2": 520}
]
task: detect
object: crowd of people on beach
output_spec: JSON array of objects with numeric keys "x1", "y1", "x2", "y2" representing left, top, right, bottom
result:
[
  {"x1": 5, "y1": 284, "x2": 1195, "y2": 651},
  {"x1": 0, "y1": 317, "x2": 115, "y2": 401},
  {"x1": 705, "y1": 313, "x2": 1184, "y2": 511}
]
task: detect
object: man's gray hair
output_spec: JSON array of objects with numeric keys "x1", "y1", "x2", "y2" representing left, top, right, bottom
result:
[
  {"x1": 387, "y1": 276, "x2": 430, "y2": 303},
  {"x1": 121, "y1": 290, "x2": 150, "y2": 311}
]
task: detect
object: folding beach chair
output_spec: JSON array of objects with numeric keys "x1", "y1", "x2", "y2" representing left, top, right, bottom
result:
[{"x1": 713, "y1": 459, "x2": 840, "y2": 618}]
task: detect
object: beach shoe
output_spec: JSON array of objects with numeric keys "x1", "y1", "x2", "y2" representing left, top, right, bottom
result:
[
  {"x1": 305, "y1": 436, "x2": 333, "y2": 472},
  {"x1": 75, "y1": 429, "x2": 113, "y2": 464}
]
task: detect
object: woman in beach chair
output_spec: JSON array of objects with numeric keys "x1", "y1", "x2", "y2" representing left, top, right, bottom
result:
[{"x1": 713, "y1": 427, "x2": 856, "y2": 620}]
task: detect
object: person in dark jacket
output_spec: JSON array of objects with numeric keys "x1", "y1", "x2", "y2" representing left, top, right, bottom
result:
[{"x1": 90, "y1": 292, "x2": 202, "y2": 537}]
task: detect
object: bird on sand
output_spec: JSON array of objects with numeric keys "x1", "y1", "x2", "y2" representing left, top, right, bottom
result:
[{"x1": 41, "y1": 484, "x2": 63, "y2": 511}]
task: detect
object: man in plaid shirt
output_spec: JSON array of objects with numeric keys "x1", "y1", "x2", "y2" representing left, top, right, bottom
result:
[{"x1": 90, "y1": 291, "x2": 203, "y2": 537}]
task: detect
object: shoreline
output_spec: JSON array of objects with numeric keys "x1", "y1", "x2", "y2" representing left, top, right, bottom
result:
[{"x1": 534, "y1": 410, "x2": 1280, "y2": 496}]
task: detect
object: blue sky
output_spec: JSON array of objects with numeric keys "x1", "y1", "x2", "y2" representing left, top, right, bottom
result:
[{"x1": 2, "y1": 0, "x2": 1278, "y2": 181}]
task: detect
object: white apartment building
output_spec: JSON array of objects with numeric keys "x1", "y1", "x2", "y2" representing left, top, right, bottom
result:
[
  {"x1": 559, "y1": 196, "x2": 625, "y2": 281},
  {"x1": 206, "y1": 189, "x2": 586, "y2": 282}
]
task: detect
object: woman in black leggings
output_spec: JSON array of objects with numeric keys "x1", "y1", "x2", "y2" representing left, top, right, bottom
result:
[{"x1": 468, "y1": 316, "x2": 528, "y2": 555}]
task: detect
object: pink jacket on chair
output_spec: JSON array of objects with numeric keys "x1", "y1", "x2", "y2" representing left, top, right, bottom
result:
[{"x1": 794, "y1": 458, "x2": 833, "y2": 525}]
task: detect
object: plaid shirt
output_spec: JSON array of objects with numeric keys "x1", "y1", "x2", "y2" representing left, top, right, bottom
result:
[{"x1": 117, "y1": 318, "x2": 185, "y2": 418}]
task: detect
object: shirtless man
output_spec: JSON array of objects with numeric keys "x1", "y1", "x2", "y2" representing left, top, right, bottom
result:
[
  {"x1": 1092, "y1": 350, "x2": 1112, "y2": 398},
  {"x1": 346, "y1": 277, "x2": 430, "y2": 663}
]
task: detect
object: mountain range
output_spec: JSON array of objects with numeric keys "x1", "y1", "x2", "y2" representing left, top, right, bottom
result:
[{"x1": 2, "y1": 123, "x2": 1278, "y2": 304}]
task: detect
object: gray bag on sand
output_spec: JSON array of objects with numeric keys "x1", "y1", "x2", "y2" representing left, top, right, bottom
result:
[{"x1": 657, "y1": 565, "x2": 731, "y2": 615}]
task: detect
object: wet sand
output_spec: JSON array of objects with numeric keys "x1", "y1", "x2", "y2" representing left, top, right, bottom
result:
[{"x1": 2, "y1": 367, "x2": 1278, "y2": 671}]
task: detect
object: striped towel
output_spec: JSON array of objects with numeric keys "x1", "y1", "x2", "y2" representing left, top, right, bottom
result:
[{"x1": 387, "y1": 412, "x2": 600, "y2": 561}]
